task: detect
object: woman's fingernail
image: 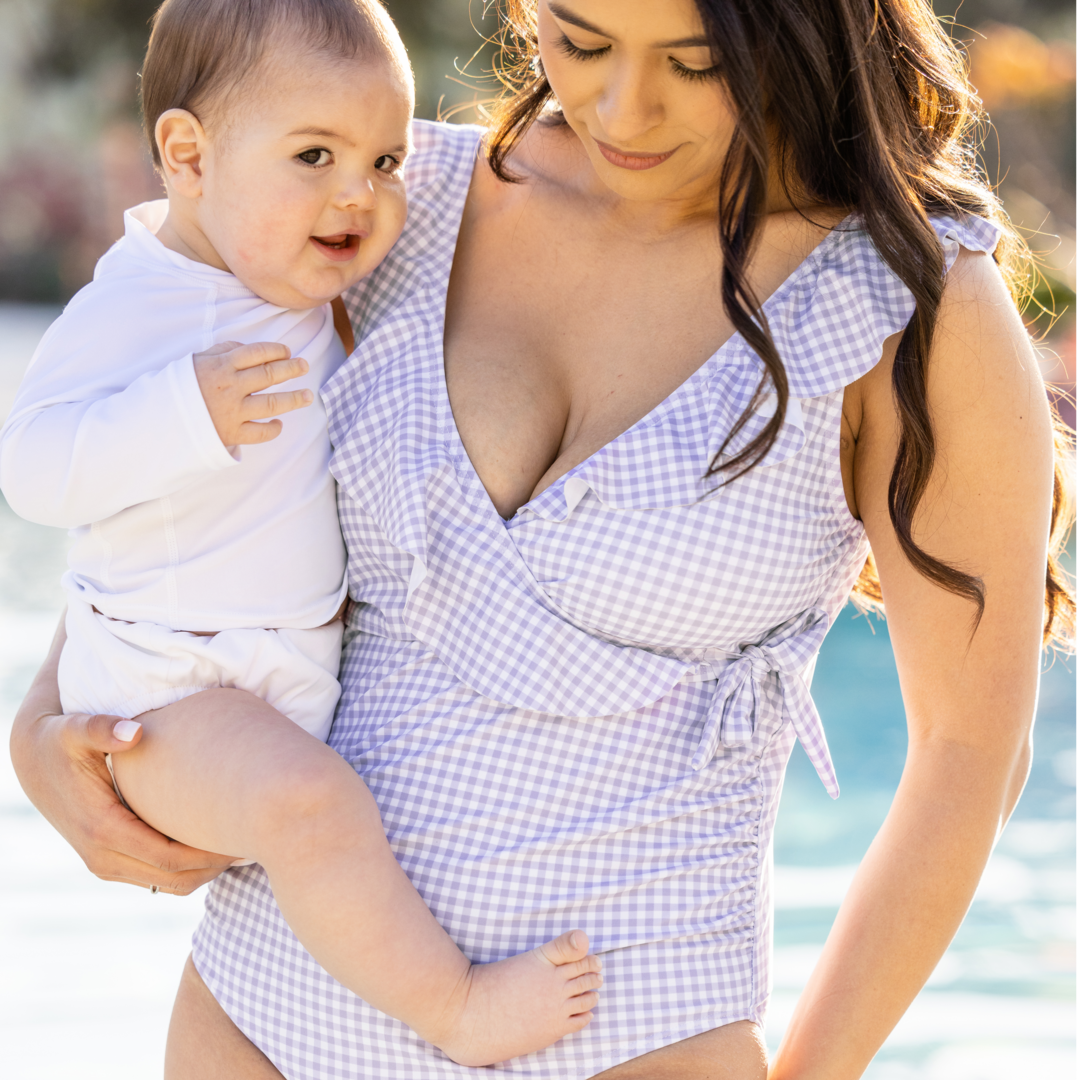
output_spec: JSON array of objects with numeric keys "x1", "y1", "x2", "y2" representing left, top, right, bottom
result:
[
  {"x1": 570, "y1": 932, "x2": 579, "y2": 949},
  {"x1": 113, "y1": 720, "x2": 142, "y2": 742}
]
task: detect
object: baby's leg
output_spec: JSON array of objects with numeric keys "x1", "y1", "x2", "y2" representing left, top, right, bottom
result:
[{"x1": 111, "y1": 689, "x2": 602, "y2": 1065}]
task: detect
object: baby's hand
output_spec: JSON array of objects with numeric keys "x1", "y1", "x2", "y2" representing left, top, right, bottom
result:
[{"x1": 194, "y1": 341, "x2": 313, "y2": 446}]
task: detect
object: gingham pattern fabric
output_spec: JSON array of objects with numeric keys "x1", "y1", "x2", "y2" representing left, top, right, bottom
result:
[{"x1": 191, "y1": 121, "x2": 1003, "y2": 1079}]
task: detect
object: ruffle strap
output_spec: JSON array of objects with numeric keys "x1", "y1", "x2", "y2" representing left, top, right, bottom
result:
[{"x1": 688, "y1": 607, "x2": 838, "y2": 797}]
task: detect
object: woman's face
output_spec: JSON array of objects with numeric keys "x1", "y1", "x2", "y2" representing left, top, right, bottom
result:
[{"x1": 536, "y1": 0, "x2": 734, "y2": 207}]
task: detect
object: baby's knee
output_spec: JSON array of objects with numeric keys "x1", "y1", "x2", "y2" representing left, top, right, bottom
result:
[{"x1": 248, "y1": 746, "x2": 365, "y2": 848}]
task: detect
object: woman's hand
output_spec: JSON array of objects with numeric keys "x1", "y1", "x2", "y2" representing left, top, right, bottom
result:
[{"x1": 9, "y1": 616, "x2": 235, "y2": 893}]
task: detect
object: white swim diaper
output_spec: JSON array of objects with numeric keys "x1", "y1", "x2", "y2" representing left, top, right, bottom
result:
[{"x1": 58, "y1": 597, "x2": 343, "y2": 741}]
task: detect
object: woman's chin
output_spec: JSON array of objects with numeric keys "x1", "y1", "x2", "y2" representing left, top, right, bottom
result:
[{"x1": 578, "y1": 146, "x2": 717, "y2": 208}]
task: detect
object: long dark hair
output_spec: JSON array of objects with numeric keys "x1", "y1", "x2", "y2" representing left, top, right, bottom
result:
[{"x1": 484, "y1": 0, "x2": 1074, "y2": 649}]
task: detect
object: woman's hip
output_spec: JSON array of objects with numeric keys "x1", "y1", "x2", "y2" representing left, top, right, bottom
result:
[{"x1": 193, "y1": 863, "x2": 771, "y2": 1079}]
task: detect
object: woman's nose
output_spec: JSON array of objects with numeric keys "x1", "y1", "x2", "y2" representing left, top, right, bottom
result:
[{"x1": 595, "y1": 61, "x2": 665, "y2": 145}]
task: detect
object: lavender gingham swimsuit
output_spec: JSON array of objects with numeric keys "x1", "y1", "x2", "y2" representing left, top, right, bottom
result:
[{"x1": 191, "y1": 120, "x2": 1001, "y2": 1079}]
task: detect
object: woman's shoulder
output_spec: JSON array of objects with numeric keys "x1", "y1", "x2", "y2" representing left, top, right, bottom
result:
[
  {"x1": 765, "y1": 210, "x2": 1005, "y2": 399},
  {"x1": 404, "y1": 119, "x2": 485, "y2": 201},
  {"x1": 926, "y1": 213, "x2": 1003, "y2": 274}
]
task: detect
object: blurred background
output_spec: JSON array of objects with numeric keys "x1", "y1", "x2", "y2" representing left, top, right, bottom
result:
[
  {"x1": 0, "y1": 0, "x2": 1074, "y2": 413},
  {"x1": 0, "y1": 1, "x2": 1074, "y2": 1078}
]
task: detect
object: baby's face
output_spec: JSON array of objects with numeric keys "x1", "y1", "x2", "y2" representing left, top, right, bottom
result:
[{"x1": 195, "y1": 51, "x2": 412, "y2": 308}]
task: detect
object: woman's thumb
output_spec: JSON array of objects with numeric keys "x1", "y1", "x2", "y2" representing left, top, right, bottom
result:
[{"x1": 80, "y1": 712, "x2": 143, "y2": 752}]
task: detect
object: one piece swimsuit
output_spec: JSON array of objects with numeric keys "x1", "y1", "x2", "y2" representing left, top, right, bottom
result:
[{"x1": 192, "y1": 119, "x2": 1002, "y2": 1080}]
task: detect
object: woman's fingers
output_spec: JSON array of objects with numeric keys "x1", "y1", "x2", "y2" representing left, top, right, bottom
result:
[
  {"x1": 9, "y1": 620, "x2": 231, "y2": 893},
  {"x1": 94, "y1": 791, "x2": 236, "y2": 867},
  {"x1": 84, "y1": 806, "x2": 236, "y2": 893},
  {"x1": 60, "y1": 710, "x2": 144, "y2": 756},
  {"x1": 17, "y1": 706, "x2": 235, "y2": 892}
]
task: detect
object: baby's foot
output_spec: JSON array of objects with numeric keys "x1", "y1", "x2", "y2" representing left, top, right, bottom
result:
[{"x1": 428, "y1": 930, "x2": 602, "y2": 1067}]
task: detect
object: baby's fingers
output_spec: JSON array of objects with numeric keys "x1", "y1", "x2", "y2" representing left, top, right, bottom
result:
[
  {"x1": 193, "y1": 340, "x2": 244, "y2": 362},
  {"x1": 229, "y1": 341, "x2": 292, "y2": 370},
  {"x1": 245, "y1": 388, "x2": 314, "y2": 421},
  {"x1": 234, "y1": 419, "x2": 285, "y2": 444},
  {"x1": 241, "y1": 356, "x2": 311, "y2": 395}
]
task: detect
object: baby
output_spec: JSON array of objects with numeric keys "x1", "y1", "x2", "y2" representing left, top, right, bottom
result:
[{"x1": 0, "y1": 0, "x2": 601, "y2": 1066}]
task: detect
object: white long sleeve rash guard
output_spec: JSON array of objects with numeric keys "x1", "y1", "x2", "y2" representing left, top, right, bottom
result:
[{"x1": 0, "y1": 201, "x2": 348, "y2": 632}]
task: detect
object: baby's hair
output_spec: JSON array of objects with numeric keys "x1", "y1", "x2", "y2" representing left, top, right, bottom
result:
[{"x1": 141, "y1": 0, "x2": 406, "y2": 167}]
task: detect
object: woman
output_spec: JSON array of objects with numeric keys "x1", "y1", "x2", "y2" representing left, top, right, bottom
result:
[{"x1": 12, "y1": 0, "x2": 1072, "y2": 1077}]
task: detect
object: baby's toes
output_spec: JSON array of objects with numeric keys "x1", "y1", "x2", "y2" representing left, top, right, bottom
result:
[
  {"x1": 559, "y1": 954, "x2": 602, "y2": 981},
  {"x1": 536, "y1": 929, "x2": 590, "y2": 966},
  {"x1": 566, "y1": 970, "x2": 603, "y2": 998},
  {"x1": 566, "y1": 989, "x2": 600, "y2": 1017}
]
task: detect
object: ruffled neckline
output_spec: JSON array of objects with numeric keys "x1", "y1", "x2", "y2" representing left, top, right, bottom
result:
[
  {"x1": 487, "y1": 217, "x2": 851, "y2": 524},
  {"x1": 507, "y1": 213, "x2": 1002, "y2": 522},
  {"x1": 331, "y1": 123, "x2": 1003, "y2": 529}
]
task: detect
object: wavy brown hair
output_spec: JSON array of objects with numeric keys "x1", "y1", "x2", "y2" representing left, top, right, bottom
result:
[{"x1": 483, "y1": 0, "x2": 1074, "y2": 649}]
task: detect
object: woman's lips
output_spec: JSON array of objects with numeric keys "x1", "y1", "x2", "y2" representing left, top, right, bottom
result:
[
  {"x1": 594, "y1": 138, "x2": 678, "y2": 171},
  {"x1": 310, "y1": 232, "x2": 362, "y2": 262}
]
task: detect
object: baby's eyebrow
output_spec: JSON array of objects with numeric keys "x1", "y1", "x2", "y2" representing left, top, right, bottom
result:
[{"x1": 288, "y1": 126, "x2": 353, "y2": 145}]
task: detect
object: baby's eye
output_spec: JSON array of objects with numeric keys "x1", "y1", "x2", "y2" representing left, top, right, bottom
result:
[
  {"x1": 374, "y1": 154, "x2": 403, "y2": 174},
  {"x1": 297, "y1": 148, "x2": 332, "y2": 168}
]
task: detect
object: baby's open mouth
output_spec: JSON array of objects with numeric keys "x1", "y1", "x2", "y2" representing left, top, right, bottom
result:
[{"x1": 311, "y1": 232, "x2": 360, "y2": 258}]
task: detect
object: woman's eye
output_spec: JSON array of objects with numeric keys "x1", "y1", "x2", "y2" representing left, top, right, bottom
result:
[
  {"x1": 556, "y1": 33, "x2": 610, "y2": 61},
  {"x1": 671, "y1": 59, "x2": 722, "y2": 82},
  {"x1": 374, "y1": 154, "x2": 402, "y2": 174},
  {"x1": 297, "y1": 148, "x2": 332, "y2": 167}
]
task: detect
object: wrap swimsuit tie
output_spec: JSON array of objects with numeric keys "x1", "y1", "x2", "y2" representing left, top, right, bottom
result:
[{"x1": 685, "y1": 606, "x2": 840, "y2": 798}]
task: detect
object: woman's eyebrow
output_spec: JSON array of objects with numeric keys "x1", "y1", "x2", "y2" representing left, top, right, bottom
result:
[{"x1": 547, "y1": 2, "x2": 708, "y2": 49}]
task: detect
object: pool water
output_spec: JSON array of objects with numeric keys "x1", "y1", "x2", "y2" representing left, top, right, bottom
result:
[{"x1": 0, "y1": 304, "x2": 1074, "y2": 1078}]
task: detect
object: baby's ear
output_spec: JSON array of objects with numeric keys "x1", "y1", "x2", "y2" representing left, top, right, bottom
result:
[{"x1": 156, "y1": 109, "x2": 207, "y2": 197}]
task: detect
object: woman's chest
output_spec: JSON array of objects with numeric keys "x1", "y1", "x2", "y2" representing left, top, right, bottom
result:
[{"x1": 443, "y1": 187, "x2": 733, "y2": 517}]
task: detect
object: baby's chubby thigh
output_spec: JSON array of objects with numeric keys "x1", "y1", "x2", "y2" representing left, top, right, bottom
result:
[{"x1": 60, "y1": 600, "x2": 348, "y2": 861}]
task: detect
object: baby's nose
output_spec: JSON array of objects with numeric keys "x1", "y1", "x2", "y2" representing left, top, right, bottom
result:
[{"x1": 337, "y1": 176, "x2": 377, "y2": 210}]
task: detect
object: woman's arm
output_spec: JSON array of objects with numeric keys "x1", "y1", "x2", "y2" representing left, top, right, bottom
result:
[
  {"x1": 770, "y1": 249, "x2": 1054, "y2": 1079},
  {"x1": 10, "y1": 616, "x2": 235, "y2": 893}
]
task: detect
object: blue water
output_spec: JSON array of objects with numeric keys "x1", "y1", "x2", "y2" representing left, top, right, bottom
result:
[
  {"x1": 769, "y1": 604, "x2": 1076, "y2": 1075},
  {"x1": 0, "y1": 305, "x2": 1074, "y2": 1078}
]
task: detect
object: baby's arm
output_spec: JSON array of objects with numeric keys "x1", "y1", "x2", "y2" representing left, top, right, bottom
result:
[
  {"x1": 0, "y1": 336, "x2": 310, "y2": 528},
  {"x1": 110, "y1": 694, "x2": 603, "y2": 1066}
]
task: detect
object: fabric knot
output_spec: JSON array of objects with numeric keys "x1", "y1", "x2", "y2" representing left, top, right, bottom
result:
[
  {"x1": 688, "y1": 608, "x2": 839, "y2": 798},
  {"x1": 741, "y1": 644, "x2": 777, "y2": 678}
]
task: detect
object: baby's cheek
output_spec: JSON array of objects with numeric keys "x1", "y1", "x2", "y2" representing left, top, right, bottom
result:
[
  {"x1": 383, "y1": 190, "x2": 409, "y2": 246},
  {"x1": 232, "y1": 228, "x2": 293, "y2": 280}
]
